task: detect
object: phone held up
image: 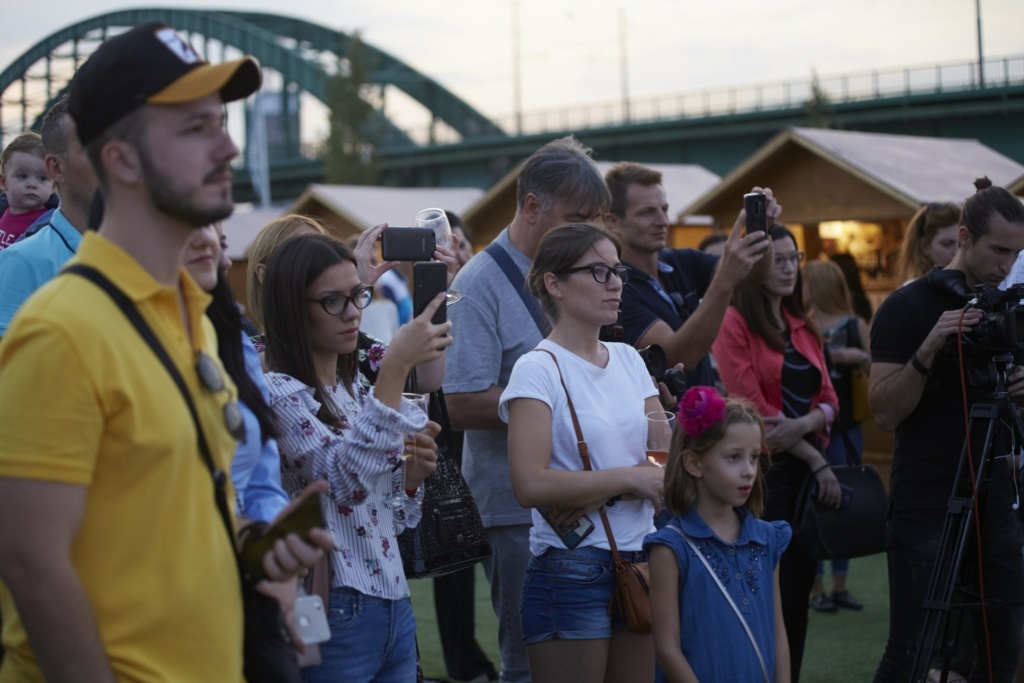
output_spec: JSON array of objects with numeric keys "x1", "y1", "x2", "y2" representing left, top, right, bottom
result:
[
  {"x1": 743, "y1": 192, "x2": 768, "y2": 235},
  {"x1": 381, "y1": 227, "x2": 436, "y2": 262},
  {"x1": 413, "y1": 261, "x2": 447, "y2": 325},
  {"x1": 241, "y1": 492, "x2": 326, "y2": 584}
]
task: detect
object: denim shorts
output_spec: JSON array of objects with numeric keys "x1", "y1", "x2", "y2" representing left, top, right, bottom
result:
[{"x1": 520, "y1": 545, "x2": 647, "y2": 644}]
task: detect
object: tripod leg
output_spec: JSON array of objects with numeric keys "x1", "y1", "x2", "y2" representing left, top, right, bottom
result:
[{"x1": 911, "y1": 406, "x2": 1000, "y2": 682}]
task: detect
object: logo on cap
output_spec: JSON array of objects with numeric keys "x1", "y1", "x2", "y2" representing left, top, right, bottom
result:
[{"x1": 156, "y1": 27, "x2": 201, "y2": 64}]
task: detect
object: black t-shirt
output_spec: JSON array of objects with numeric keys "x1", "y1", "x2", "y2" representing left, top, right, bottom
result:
[{"x1": 871, "y1": 273, "x2": 1013, "y2": 511}]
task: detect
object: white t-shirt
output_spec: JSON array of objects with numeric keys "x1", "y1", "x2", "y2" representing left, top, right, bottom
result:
[{"x1": 499, "y1": 339, "x2": 659, "y2": 555}]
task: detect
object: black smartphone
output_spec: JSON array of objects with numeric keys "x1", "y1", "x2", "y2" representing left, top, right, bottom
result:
[
  {"x1": 241, "y1": 492, "x2": 325, "y2": 583},
  {"x1": 543, "y1": 511, "x2": 596, "y2": 550},
  {"x1": 743, "y1": 192, "x2": 768, "y2": 234},
  {"x1": 413, "y1": 261, "x2": 447, "y2": 325},
  {"x1": 381, "y1": 227, "x2": 436, "y2": 261}
]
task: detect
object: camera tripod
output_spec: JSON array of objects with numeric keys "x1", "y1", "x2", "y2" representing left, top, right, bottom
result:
[{"x1": 910, "y1": 354, "x2": 1024, "y2": 683}]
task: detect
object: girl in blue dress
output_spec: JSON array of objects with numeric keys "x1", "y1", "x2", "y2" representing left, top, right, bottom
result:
[{"x1": 645, "y1": 387, "x2": 792, "y2": 683}]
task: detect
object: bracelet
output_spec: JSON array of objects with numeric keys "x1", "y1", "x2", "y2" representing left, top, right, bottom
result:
[
  {"x1": 405, "y1": 487, "x2": 419, "y2": 497},
  {"x1": 811, "y1": 463, "x2": 831, "y2": 476},
  {"x1": 910, "y1": 352, "x2": 931, "y2": 376}
]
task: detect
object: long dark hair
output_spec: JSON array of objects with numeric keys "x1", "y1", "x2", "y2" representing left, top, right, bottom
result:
[
  {"x1": 263, "y1": 234, "x2": 359, "y2": 429},
  {"x1": 207, "y1": 268, "x2": 278, "y2": 442},
  {"x1": 732, "y1": 224, "x2": 817, "y2": 352}
]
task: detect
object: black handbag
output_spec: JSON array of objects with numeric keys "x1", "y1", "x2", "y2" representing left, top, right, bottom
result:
[
  {"x1": 791, "y1": 426, "x2": 888, "y2": 561},
  {"x1": 398, "y1": 388, "x2": 491, "y2": 579}
]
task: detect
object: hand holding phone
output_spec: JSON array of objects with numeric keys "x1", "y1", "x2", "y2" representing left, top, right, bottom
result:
[{"x1": 241, "y1": 491, "x2": 327, "y2": 583}]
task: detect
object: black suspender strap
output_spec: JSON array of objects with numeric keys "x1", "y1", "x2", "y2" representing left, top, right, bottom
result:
[
  {"x1": 62, "y1": 264, "x2": 237, "y2": 550},
  {"x1": 484, "y1": 241, "x2": 551, "y2": 336}
]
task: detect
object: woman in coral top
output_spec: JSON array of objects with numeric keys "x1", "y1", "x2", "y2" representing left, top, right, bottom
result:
[{"x1": 711, "y1": 224, "x2": 841, "y2": 683}]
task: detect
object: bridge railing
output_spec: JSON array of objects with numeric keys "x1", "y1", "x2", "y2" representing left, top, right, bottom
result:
[{"x1": 400, "y1": 54, "x2": 1024, "y2": 147}]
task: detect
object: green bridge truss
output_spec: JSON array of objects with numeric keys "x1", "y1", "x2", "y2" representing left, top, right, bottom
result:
[{"x1": 0, "y1": 8, "x2": 506, "y2": 149}]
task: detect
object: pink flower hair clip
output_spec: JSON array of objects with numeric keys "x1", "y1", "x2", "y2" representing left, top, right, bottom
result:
[{"x1": 676, "y1": 386, "x2": 727, "y2": 437}]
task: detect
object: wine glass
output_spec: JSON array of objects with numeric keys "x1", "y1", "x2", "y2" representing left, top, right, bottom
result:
[
  {"x1": 391, "y1": 393, "x2": 430, "y2": 508},
  {"x1": 645, "y1": 411, "x2": 676, "y2": 467},
  {"x1": 415, "y1": 208, "x2": 462, "y2": 305}
]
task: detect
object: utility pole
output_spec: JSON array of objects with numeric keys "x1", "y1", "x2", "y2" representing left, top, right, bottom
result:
[
  {"x1": 976, "y1": 0, "x2": 984, "y2": 87},
  {"x1": 513, "y1": 0, "x2": 523, "y2": 135},
  {"x1": 619, "y1": 7, "x2": 630, "y2": 123}
]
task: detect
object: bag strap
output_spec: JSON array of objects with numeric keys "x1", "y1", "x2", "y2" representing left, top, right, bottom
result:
[
  {"x1": 665, "y1": 524, "x2": 771, "y2": 683},
  {"x1": 534, "y1": 349, "x2": 623, "y2": 566},
  {"x1": 484, "y1": 241, "x2": 551, "y2": 336},
  {"x1": 62, "y1": 264, "x2": 238, "y2": 555}
]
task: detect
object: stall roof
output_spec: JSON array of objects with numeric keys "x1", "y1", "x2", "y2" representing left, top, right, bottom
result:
[
  {"x1": 462, "y1": 161, "x2": 720, "y2": 244},
  {"x1": 683, "y1": 127, "x2": 1024, "y2": 225},
  {"x1": 220, "y1": 206, "x2": 289, "y2": 261},
  {"x1": 289, "y1": 184, "x2": 484, "y2": 240}
]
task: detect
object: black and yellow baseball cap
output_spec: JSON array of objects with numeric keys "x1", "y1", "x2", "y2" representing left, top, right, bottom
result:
[{"x1": 68, "y1": 22, "x2": 261, "y2": 146}]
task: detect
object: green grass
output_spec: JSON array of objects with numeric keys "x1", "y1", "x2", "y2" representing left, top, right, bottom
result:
[{"x1": 410, "y1": 554, "x2": 890, "y2": 682}]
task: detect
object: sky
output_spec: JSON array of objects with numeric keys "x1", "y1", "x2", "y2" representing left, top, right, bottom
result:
[{"x1": 1, "y1": 0, "x2": 1022, "y2": 140}]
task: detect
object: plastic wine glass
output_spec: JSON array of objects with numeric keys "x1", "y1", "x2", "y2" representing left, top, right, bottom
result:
[
  {"x1": 415, "y1": 207, "x2": 462, "y2": 304},
  {"x1": 645, "y1": 411, "x2": 676, "y2": 467},
  {"x1": 391, "y1": 392, "x2": 430, "y2": 508}
]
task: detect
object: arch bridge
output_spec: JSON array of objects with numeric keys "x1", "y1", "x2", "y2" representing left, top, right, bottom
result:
[{"x1": 3, "y1": 10, "x2": 1023, "y2": 203}]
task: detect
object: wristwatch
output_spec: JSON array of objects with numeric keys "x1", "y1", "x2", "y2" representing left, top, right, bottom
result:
[{"x1": 910, "y1": 352, "x2": 931, "y2": 376}]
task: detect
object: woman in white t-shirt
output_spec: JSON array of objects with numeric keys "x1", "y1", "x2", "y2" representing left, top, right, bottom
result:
[{"x1": 499, "y1": 223, "x2": 665, "y2": 683}]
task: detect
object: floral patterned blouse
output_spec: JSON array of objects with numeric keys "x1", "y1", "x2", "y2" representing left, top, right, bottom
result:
[{"x1": 265, "y1": 334, "x2": 427, "y2": 600}]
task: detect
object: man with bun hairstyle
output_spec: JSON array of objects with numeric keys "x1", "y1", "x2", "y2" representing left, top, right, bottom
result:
[{"x1": 0, "y1": 23, "x2": 323, "y2": 682}]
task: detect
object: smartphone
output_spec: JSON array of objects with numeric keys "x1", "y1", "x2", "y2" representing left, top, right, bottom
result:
[
  {"x1": 413, "y1": 261, "x2": 447, "y2": 325},
  {"x1": 294, "y1": 595, "x2": 331, "y2": 645},
  {"x1": 543, "y1": 511, "x2": 596, "y2": 550},
  {"x1": 241, "y1": 492, "x2": 325, "y2": 583},
  {"x1": 743, "y1": 192, "x2": 768, "y2": 234},
  {"x1": 381, "y1": 227, "x2": 436, "y2": 261}
]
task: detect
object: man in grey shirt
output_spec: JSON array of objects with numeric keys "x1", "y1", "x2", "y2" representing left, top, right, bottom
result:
[{"x1": 444, "y1": 136, "x2": 609, "y2": 683}]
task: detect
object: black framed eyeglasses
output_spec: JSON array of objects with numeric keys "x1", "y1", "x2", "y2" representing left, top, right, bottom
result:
[
  {"x1": 556, "y1": 263, "x2": 630, "y2": 284},
  {"x1": 306, "y1": 286, "x2": 373, "y2": 316},
  {"x1": 196, "y1": 351, "x2": 246, "y2": 442}
]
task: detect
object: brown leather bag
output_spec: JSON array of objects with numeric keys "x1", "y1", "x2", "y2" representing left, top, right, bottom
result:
[{"x1": 535, "y1": 349, "x2": 652, "y2": 635}]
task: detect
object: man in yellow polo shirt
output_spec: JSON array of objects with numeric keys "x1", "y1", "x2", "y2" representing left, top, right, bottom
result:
[{"x1": 0, "y1": 24, "x2": 298, "y2": 682}]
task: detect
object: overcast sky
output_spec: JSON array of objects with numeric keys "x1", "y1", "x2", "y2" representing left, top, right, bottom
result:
[{"x1": 1, "y1": 0, "x2": 1022, "y2": 136}]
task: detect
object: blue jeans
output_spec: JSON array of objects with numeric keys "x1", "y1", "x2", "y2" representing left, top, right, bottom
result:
[
  {"x1": 873, "y1": 497, "x2": 1024, "y2": 683},
  {"x1": 520, "y1": 546, "x2": 645, "y2": 643},
  {"x1": 303, "y1": 587, "x2": 417, "y2": 683},
  {"x1": 483, "y1": 524, "x2": 532, "y2": 683}
]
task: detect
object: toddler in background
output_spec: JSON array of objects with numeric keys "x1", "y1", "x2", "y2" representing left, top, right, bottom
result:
[
  {"x1": 0, "y1": 131, "x2": 55, "y2": 250},
  {"x1": 645, "y1": 387, "x2": 792, "y2": 683}
]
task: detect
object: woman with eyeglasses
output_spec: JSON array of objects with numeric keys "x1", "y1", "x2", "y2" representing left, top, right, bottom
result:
[
  {"x1": 259, "y1": 233, "x2": 452, "y2": 683},
  {"x1": 500, "y1": 223, "x2": 665, "y2": 683},
  {"x1": 711, "y1": 224, "x2": 840, "y2": 683},
  {"x1": 895, "y1": 202, "x2": 961, "y2": 286}
]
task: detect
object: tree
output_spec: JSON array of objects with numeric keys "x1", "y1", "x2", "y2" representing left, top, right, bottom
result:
[
  {"x1": 803, "y1": 70, "x2": 838, "y2": 129},
  {"x1": 325, "y1": 32, "x2": 381, "y2": 185}
]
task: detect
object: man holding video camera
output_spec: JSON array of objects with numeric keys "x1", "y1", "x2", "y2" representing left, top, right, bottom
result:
[{"x1": 870, "y1": 183, "x2": 1024, "y2": 682}]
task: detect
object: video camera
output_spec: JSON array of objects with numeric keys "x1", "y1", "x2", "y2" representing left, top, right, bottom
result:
[
  {"x1": 930, "y1": 269, "x2": 1024, "y2": 357},
  {"x1": 598, "y1": 322, "x2": 688, "y2": 397},
  {"x1": 636, "y1": 344, "x2": 688, "y2": 397}
]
